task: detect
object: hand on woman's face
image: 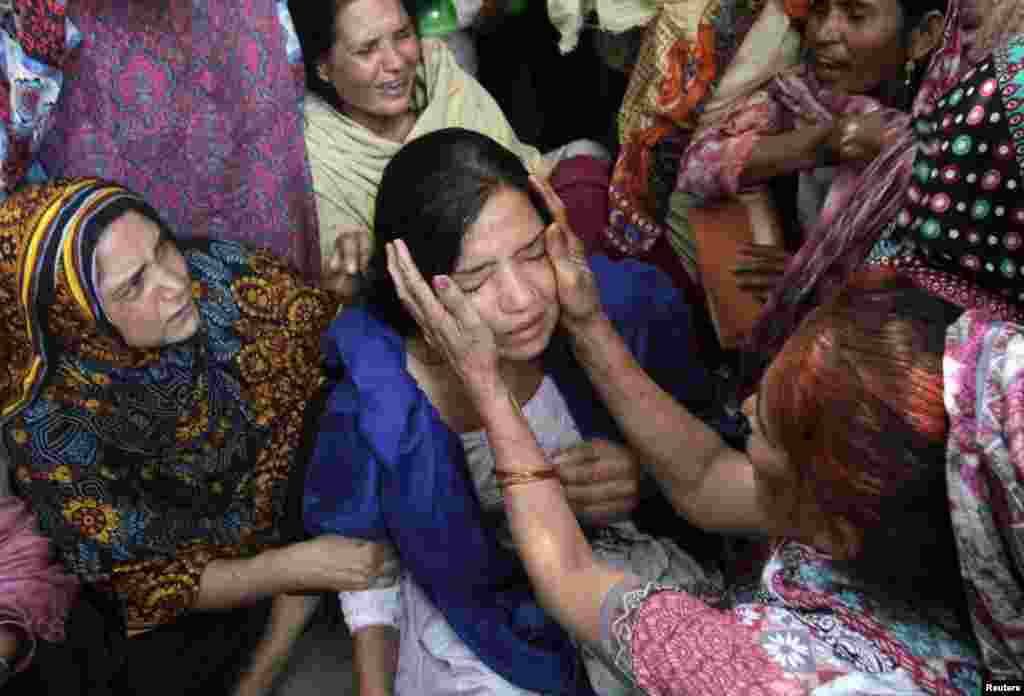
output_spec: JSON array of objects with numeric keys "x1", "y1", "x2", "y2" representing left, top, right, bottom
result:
[
  {"x1": 320, "y1": 0, "x2": 421, "y2": 137},
  {"x1": 95, "y1": 211, "x2": 199, "y2": 349},
  {"x1": 805, "y1": 0, "x2": 909, "y2": 97}
]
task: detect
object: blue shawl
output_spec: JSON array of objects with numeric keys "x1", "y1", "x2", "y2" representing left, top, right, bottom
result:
[{"x1": 305, "y1": 256, "x2": 738, "y2": 693}]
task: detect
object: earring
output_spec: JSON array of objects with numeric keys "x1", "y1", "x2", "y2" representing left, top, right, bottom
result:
[{"x1": 904, "y1": 58, "x2": 916, "y2": 88}]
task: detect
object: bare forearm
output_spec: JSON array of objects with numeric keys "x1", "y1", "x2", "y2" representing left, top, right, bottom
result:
[
  {"x1": 740, "y1": 126, "x2": 830, "y2": 188},
  {"x1": 480, "y1": 390, "x2": 624, "y2": 644},
  {"x1": 352, "y1": 625, "x2": 399, "y2": 696},
  {"x1": 196, "y1": 548, "x2": 292, "y2": 610},
  {"x1": 568, "y1": 319, "x2": 726, "y2": 500},
  {"x1": 566, "y1": 317, "x2": 769, "y2": 532},
  {"x1": 234, "y1": 594, "x2": 321, "y2": 696}
]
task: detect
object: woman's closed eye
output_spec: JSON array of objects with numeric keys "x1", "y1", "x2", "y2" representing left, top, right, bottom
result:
[
  {"x1": 457, "y1": 274, "x2": 487, "y2": 294},
  {"x1": 116, "y1": 270, "x2": 146, "y2": 302},
  {"x1": 353, "y1": 40, "x2": 377, "y2": 57}
]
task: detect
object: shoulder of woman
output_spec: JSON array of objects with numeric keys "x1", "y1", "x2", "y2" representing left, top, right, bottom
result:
[{"x1": 588, "y1": 255, "x2": 681, "y2": 322}]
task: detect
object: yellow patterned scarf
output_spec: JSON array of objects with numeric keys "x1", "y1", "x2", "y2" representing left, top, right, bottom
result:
[{"x1": 0, "y1": 179, "x2": 340, "y2": 629}]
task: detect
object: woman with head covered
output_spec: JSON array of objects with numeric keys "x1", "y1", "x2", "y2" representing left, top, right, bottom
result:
[{"x1": 0, "y1": 179, "x2": 398, "y2": 694}]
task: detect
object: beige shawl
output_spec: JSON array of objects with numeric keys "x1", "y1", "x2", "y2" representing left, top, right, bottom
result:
[{"x1": 304, "y1": 39, "x2": 545, "y2": 264}]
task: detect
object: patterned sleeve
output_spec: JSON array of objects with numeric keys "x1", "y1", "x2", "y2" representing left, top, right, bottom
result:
[
  {"x1": 106, "y1": 542, "x2": 254, "y2": 631},
  {"x1": 676, "y1": 89, "x2": 791, "y2": 205},
  {"x1": 597, "y1": 577, "x2": 808, "y2": 696},
  {"x1": 944, "y1": 311, "x2": 1024, "y2": 677}
]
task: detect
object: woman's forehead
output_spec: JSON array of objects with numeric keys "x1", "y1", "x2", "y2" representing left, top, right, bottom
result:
[
  {"x1": 335, "y1": 0, "x2": 409, "y2": 43},
  {"x1": 96, "y1": 212, "x2": 160, "y2": 280},
  {"x1": 456, "y1": 189, "x2": 543, "y2": 267}
]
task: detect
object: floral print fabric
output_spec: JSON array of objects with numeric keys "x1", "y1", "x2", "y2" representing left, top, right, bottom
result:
[
  {"x1": 0, "y1": 180, "x2": 339, "y2": 629},
  {"x1": 945, "y1": 310, "x2": 1024, "y2": 677},
  {"x1": 35, "y1": 0, "x2": 320, "y2": 279},
  {"x1": 606, "y1": 0, "x2": 771, "y2": 256},
  {"x1": 598, "y1": 542, "x2": 982, "y2": 695}
]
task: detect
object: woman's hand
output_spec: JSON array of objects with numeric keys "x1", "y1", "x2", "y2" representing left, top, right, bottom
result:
[
  {"x1": 825, "y1": 112, "x2": 895, "y2": 165},
  {"x1": 322, "y1": 226, "x2": 373, "y2": 301},
  {"x1": 554, "y1": 439, "x2": 647, "y2": 526},
  {"x1": 283, "y1": 536, "x2": 399, "y2": 594},
  {"x1": 385, "y1": 238, "x2": 503, "y2": 402},
  {"x1": 529, "y1": 175, "x2": 604, "y2": 334},
  {"x1": 732, "y1": 242, "x2": 791, "y2": 304}
]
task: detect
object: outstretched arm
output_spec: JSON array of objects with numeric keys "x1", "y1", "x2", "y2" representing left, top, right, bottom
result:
[{"x1": 531, "y1": 176, "x2": 776, "y2": 535}]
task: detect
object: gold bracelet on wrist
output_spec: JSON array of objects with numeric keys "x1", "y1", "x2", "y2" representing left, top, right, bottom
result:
[{"x1": 494, "y1": 467, "x2": 561, "y2": 489}]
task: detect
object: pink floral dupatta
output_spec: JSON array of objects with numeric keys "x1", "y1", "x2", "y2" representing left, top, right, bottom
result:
[{"x1": 944, "y1": 311, "x2": 1024, "y2": 677}]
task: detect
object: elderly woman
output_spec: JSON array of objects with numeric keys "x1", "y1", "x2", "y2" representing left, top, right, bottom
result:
[
  {"x1": 674, "y1": 0, "x2": 954, "y2": 305},
  {"x1": 288, "y1": 0, "x2": 611, "y2": 301},
  {"x1": 747, "y1": 9, "x2": 1024, "y2": 385},
  {"x1": 0, "y1": 179, "x2": 397, "y2": 694},
  {"x1": 303, "y1": 128, "x2": 744, "y2": 695},
  {"x1": 389, "y1": 192, "x2": 988, "y2": 692}
]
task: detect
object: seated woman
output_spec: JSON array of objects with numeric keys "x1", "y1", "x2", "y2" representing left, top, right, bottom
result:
[
  {"x1": 390, "y1": 218, "x2": 986, "y2": 692},
  {"x1": 288, "y1": 0, "x2": 611, "y2": 301},
  {"x1": 675, "y1": 0, "x2": 952, "y2": 304},
  {"x1": 303, "y1": 128, "x2": 743, "y2": 695},
  {"x1": 0, "y1": 179, "x2": 397, "y2": 695}
]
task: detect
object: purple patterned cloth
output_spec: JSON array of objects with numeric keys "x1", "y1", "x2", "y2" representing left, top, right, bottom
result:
[{"x1": 37, "y1": 0, "x2": 320, "y2": 279}]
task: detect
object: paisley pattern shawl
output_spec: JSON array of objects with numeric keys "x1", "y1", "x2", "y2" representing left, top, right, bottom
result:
[
  {"x1": 944, "y1": 311, "x2": 1024, "y2": 677},
  {"x1": 606, "y1": 0, "x2": 797, "y2": 257},
  {"x1": 0, "y1": 179, "x2": 339, "y2": 629}
]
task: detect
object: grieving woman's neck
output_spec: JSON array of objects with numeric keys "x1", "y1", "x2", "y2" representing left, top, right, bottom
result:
[{"x1": 405, "y1": 334, "x2": 544, "y2": 431}]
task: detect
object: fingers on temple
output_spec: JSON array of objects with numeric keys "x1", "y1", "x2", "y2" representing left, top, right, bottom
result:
[{"x1": 530, "y1": 174, "x2": 568, "y2": 224}]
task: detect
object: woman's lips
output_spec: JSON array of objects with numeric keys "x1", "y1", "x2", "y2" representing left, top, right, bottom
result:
[
  {"x1": 505, "y1": 314, "x2": 544, "y2": 342},
  {"x1": 814, "y1": 57, "x2": 847, "y2": 74},
  {"x1": 378, "y1": 77, "x2": 409, "y2": 97}
]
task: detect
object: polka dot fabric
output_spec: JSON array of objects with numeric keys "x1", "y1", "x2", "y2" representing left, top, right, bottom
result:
[{"x1": 877, "y1": 35, "x2": 1024, "y2": 310}]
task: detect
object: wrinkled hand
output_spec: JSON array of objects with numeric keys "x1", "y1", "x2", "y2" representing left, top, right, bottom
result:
[
  {"x1": 386, "y1": 238, "x2": 503, "y2": 402},
  {"x1": 322, "y1": 226, "x2": 373, "y2": 301},
  {"x1": 825, "y1": 111, "x2": 894, "y2": 165},
  {"x1": 732, "y1": 242, "x2": 791, "y2": 304},
  {"x1": 530, "y1": 175, "x2": 604, "y2": 334},
  {"x1": 553, "y1": 438, "x2": 646, "y2": 526},
  {"x1": 286, "y1": 535, "x2": 399, "y2": 593}
]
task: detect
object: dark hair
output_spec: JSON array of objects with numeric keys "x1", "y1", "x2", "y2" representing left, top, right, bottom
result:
[
  {"x1": 288, "y1": 0, "x2": 420, "y2": 115},
  {"x1": 364, "y1": 128, "x2": 552, "y2": 336},
  {"x1": 766, "y1": 268, "x2": 968, "y2": 617}
]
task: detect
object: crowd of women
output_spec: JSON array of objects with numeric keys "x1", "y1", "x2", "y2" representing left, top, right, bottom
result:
[{"x1": 1, "y1": 0, "x2": 1023, "y2": 694}]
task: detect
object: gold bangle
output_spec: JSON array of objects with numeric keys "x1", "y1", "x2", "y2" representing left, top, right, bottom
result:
[{"x1": 494, "y1": 467, "x2": 561, "y2": 489}]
